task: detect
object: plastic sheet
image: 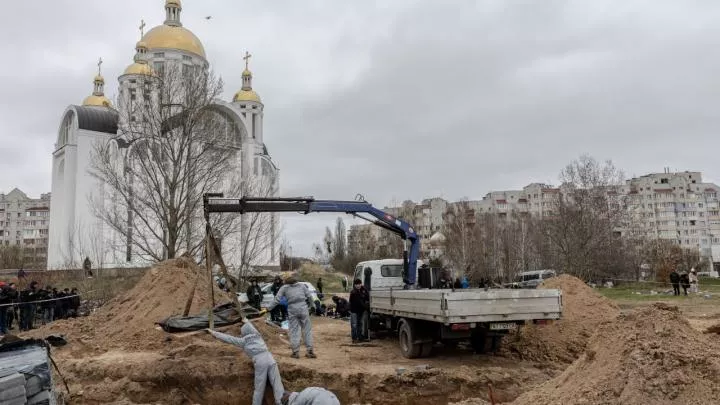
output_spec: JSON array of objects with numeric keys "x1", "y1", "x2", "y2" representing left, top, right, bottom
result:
[{"x1": 158, "y1": 302, "x2": 261, "y2": 332}]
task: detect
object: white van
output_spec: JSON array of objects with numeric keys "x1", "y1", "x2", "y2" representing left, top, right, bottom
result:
[{"x1": 512, "y1": 270, "x2": 556, "y2": 289}]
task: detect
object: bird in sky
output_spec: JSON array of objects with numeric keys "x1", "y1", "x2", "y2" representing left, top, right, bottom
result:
[{"x1": 205, "y1": 16, "x2": 212, "y2": 20}]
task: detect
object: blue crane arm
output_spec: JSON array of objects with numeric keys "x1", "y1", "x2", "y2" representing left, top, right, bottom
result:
[{"x1": 203, "y1": 195, "x2": 420, "y2": 287}]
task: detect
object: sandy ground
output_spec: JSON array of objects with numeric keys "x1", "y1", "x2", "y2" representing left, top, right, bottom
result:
[
  {"x1": 17, "y1": 258, "x2": 555, "y2": 404},
  {"x1": 17, "y1": 260, "x2": 720, "y2": 405}
]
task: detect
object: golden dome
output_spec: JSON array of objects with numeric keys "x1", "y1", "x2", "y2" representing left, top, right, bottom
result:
[
  {"x1": 242, "y1": 68, "x2": 252, "y2": 76},
  {"x1": 94, "y1": 74, "x2": 104, "y2": 83},
  {"x1": 136, "y1": 40, "x2": 148, "y2": 49},
  {"x1": 142, "y1": 24, "x2": 205, "y2": 57},
  {"x1": 82, "y1": 95, "x2": 112, "y2": 107},
  {"x1": 166, "y1": 0, "x2": 181, "y2": 7},
  {"x1": 233, "y1": 90, "x2": 262, "y2": 103},
  {"x1": 123, "y1": 63, "x2": 154, "y2": 76}
]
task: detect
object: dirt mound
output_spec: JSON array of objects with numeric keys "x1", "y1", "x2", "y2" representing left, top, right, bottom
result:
[
  {"x1": 513, "y1": 303, "x2": 720, "y2": 405},
  {"x1": 27, "y1": 257, "x2": 235, "y2": 351},
  {"x1": 502, "y1": 274, "x2": 620, "y2": 364}
]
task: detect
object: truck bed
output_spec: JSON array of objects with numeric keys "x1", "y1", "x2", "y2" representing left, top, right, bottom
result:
[{"x1": 370, "y1": 288, "x2": 562, "y2": 324}]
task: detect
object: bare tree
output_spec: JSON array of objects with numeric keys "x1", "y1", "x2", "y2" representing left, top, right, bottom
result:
[
  {"x1": 236, "y1": 175, "x2": 281, "y2": 280},
  {"x1": 0, "y1": 246, "x2": 22, "y2": 269},
  {"x1": 541, "y1": 155, "x2": 626, "y2": 279},
  {"x1": 443, "y1": 201, "x2": 482, "y2": 280},
  {"x1": 347, "y1": 225, "x2": 379, "y2": 264},
  {"x1": 89, "y1": 63, "x2": 242, "y2": 264},
  {"x1": 334, "y1": 217, "x2": 347, "y2": 261}
]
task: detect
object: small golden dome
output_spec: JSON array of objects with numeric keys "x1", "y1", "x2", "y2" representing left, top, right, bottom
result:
[
  {"x1": 82, "y1": 95, "x2": 112, "y2": 107},
  {"x1": 94, "y1": 74, "x2": 104, "y2": 83},
  {"x1": 233, "y1": 90, "x2": 262, "y2": 103},
  {"x1": 166, "y1": 0, "x2": 181, "y2": 7},
  {"x1": 123, "y1": 63, "x2": 154, "y2": 76},
  {"x1": 136, "y1": 40, "x2": 148, "y2": 49},
  {"x1": 242, "y1": 68, "x2": 252, "y2": 77},
  {"x1": 142, "y1": 24, "x2": 205, "y2": 57}
]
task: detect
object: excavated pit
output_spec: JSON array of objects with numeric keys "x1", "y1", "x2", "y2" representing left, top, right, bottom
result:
[{"x1": 24, "y1": 258, "x2": 555, "y2": 404}]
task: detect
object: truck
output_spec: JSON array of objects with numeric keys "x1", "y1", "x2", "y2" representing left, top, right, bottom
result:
[
  {"x1": 203, "y1": 194, "x2": 563, "y2": 358},
  {"x1": 352, "y1": 259, "x2": 561, "y2": 357}
]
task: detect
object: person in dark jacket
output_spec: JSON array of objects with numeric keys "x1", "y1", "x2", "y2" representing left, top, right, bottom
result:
[
  {"x1": 453, "y1": 278, "x2": 462, "y2": 289},
  {"x1": 669, "y1": 270, "x2": 681, "y2": 296},
  {"x1": 1, "y1": 283, "x2": 18, "y2": 332},
  {"x1": 19, "y1": 281, "x2": 38, "y2": 331},
  {"x1": 437, "y1": 271, "x2": 452, "y2": 289},
  {"x1": 0, "y1": 282, "x2": 14, "y2": 334},
  {"x1": 247, "y1": 280, "x2": 263, "y2": 310},
  {"x1": 316, "y1": 278, "x2": 323, "y2": 295},
  {"x1": 36, "y1": 286, "x2": 52, "y2": 325},
  {"x1": 349, "y1": 279, "x2": 369, "y2": 343},
  {"x1": 331, "y1": 295, "x2": 350, "y2": 318},
  {"x1": 679, "y1": 271, "x2": 690, "y2": 296},
  {"x1": 70, "y1": 288, "x2": 80, "y2": 317},
  {"x1": 270, "y1": 276, "x2": 286, "y2": 322}
]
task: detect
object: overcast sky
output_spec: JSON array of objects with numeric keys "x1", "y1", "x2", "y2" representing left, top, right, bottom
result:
[{"x1": 2, "y1": 0, "x2": 720, "y2": 256}]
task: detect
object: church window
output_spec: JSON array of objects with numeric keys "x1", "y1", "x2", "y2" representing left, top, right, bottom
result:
[
  {"x1": 130, "y1": 88, "x2": 137, "y2": 101},
  {"x1": 182, "y1": 55, "x2": 191, "y2": 61},
  {"x1": 153, "y1": 61, "x2": 165, "y2": 76},
  {"x1": 129, "y1": 79, "x2": 137, "y2": 84},
  {"x1": 154, "y1": 52, "x2": 165, "y2": 58},
  {"x1": 58, "y1": 111, "x2": 74, "y2": 147},
  {"x1": 182, "y1": 64, "x2": 192, "y2": 78},
  {"x1": 240, "y1": 105, "x2": 246, "y2": 109}
]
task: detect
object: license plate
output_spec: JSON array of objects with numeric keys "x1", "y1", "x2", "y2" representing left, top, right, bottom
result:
[{"x1": 489, "y1": 322, "x2": 516, "y2": 331}]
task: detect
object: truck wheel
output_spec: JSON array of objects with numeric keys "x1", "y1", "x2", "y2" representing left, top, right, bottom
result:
[{"x1": 398, "y1": 319, "x2": 422, "y2": 359}]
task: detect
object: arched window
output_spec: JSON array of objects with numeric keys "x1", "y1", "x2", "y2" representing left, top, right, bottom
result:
[
  {"x1": 201, "y1": 107, "x2": 243, "y2": 148},
  {"x1": 58, "y1": 111, "x2": 75, "y2": 147}
]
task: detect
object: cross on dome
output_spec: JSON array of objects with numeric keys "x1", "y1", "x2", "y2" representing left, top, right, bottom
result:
[{"x1": 243, "y1": 51, "x2": 252, "y2": 71}]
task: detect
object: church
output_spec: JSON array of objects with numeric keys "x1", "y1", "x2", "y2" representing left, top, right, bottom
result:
[{"x1": 47, "y1": 0, "x2": 280, "y2": 271}]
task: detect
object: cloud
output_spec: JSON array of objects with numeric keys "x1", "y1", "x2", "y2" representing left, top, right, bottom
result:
[{"x1": 2, "y1": 1, "x2": 720, "y2": 256}]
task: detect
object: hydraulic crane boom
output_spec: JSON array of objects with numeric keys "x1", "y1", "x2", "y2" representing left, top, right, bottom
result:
[{"x1": 203, "y1": 194, "x2": 420, "y2": 287}]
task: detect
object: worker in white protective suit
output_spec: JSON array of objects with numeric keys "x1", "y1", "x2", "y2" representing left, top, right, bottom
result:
[
  {"x1": 282, "y1": 387, "x2": 340, "y2": 405},
  {"x1": 267, "y1": 276, "x2": 318, "y2": 359},
  {"x1": 206, "y1": 319, "x2": 284, "y2": 405}
]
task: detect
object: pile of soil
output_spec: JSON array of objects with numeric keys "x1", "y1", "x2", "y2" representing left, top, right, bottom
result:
[
  {"x1": 512, "y1": 303, "x2": 720, "y2": 405},
  {"x1": 26, "y1": 256, "x2": 234, "y2": 351},
  {"x1": 502, "y1": 274, "x2": 619, "y2": 364}
]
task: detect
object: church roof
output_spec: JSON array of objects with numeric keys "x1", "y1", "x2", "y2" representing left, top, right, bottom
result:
[{"x1": 73, "y1": 105, "x2": 119, "y2": 134}]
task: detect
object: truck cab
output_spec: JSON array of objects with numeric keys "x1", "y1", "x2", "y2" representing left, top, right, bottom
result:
[{"x1": 353, "y1": 259, "x2": 427, "y2": 291}]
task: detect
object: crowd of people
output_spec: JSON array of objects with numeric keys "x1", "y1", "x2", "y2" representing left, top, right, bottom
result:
[{"x1": 0, "y1": 280, "x2": 81, "y2": 335}]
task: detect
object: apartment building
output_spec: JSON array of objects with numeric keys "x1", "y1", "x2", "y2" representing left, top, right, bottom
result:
[
  {"x1": 0, "y1": 188, "x2": 51, "y2": 269},
  {"x1": 347, "y1": 171, "x2": 720, "y2": 269},
  {"x1": 621, "y1": 170, "x2": 720, "y2": 268}
]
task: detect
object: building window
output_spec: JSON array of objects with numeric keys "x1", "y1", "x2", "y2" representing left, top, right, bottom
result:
[
  {"x1": 154, "y1": 52, "x2": 165, "y2": 58},
  {"x1": 153, "y1": 61, "x2": 165, "y2": 76},
  {"x1": 182, "y1": 64, "x2": 193, "y2": 78},
  {"x1": 182, "y1": 55, "x2": 191, "y2": 61}
]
